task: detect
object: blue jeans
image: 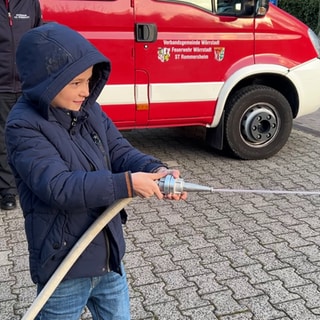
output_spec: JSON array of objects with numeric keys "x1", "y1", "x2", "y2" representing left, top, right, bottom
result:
[{"x1": 36, "y1": 263, "x2": 130, "y2": 320}]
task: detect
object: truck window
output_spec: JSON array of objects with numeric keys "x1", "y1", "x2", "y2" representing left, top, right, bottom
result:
[
  {"x1": 217, "y1": 0, "x2": 240, "y2": 14},
  {"x1": 217, "y1": 0, "x2": 255, "y2": 16},
  {"x1": 172, "y1": 0, "x2": 213, "y2": 11}
]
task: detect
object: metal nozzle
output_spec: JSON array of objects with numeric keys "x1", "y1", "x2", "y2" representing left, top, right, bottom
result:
[{"x1": 157, "y1": 175, "x2": 213, "y2": 195}]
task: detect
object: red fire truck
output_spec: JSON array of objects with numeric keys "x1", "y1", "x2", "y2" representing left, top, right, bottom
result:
[{"x1": 40, "y1": 0, "x2": 320, "y2": 160}]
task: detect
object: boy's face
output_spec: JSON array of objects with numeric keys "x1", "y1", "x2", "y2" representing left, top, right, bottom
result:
[{"x1": 51, "y1": 66, "x2": 93, "y2": 111}]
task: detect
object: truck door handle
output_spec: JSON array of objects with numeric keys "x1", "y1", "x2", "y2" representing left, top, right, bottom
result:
[{"x1": 135, "y1": 23, "x2": 158, "y2": 42}]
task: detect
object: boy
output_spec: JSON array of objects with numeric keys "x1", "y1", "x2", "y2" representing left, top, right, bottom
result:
[{"x1": 5, "y1": 22, "x2": 186, "y2": 319}]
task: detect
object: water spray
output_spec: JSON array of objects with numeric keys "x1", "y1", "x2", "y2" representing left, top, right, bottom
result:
[{"x1": 157, "y1": 175, "x2": 320, "y2": 196}]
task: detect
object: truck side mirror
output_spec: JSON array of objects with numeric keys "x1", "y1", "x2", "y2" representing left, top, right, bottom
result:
[{"x1": 255, "y1": 0, "x2": 269, "y2": 16}]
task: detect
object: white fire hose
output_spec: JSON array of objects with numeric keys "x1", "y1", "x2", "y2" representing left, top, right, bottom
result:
[{"x1": 22, "y1": 197, "x2": 132, "y2": 320}]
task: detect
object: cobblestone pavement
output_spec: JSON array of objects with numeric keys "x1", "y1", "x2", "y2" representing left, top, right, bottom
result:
[{"x1": 1, "y1": 110, "x2": 320, "y2": 320}]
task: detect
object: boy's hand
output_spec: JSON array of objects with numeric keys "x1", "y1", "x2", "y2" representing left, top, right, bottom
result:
[
  {"x1": 131, "y1": 169, "x2": 188, "y2": 200},
  {"x1": 131, "y1": 171, "x2": 167, "y2": 199}
]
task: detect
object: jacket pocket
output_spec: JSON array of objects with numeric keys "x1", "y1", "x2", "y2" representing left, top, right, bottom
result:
[{"x1": 39, "y1": 213, "x2": 67, "y2": 268}]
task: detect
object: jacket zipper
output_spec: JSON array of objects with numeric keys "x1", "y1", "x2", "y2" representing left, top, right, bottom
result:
[
  {"x1": 5, "y1": 0, "x2": 12, "y2": 26},
  {"x1": 70, "y1": 120, "x2": 112, "y2": 272},
  {"x1": 91, "y1": 132, "x2": 112, "y2": 169},
  {"x1": 92, "y1": 131, "x2": 112, "y2": 271}
]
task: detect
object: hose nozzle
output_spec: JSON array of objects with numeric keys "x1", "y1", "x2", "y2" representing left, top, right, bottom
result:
[{"x1": 157, "y1": 175, "x2": 213, "y2": 195}]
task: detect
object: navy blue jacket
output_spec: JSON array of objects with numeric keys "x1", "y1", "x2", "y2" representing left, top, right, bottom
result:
[
  {"x1": 5, "y1": 23, "x2": 164, "y2": 284},
  {"x1": 0, "y1": 0, "x2": 42, "y2": 93}
]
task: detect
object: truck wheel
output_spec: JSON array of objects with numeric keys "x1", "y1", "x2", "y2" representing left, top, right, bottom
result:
[{"x1": 224, "y1": 85, "x2": 292, "y2": 160}]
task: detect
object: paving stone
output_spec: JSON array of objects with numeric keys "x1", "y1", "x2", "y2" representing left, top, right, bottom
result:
[
  {"x1": 204, "y1": 289, "x2": 247, "y2": 316},
  {"x1": 196, "y1": 224, "x2": 226, "y2": 240},
  {"x1": 139, "y1": 211, "x2": 165, "y2": 224},
  {"x1": 252, "y1": 252, "x2": 290, "y2": 271},
  {"x1": 210, "y1": 236, "x2": 240, "y2": 252},
  {"x1": 130, "y1": 229, "x2": 159, "y2": 243},
  {"x1": 10, "y1": 241, "x2": 28, "y2": 257},
  {"x1": 144, "y1": 301, "x2": 187, "y2": 320},
  {"x1": 174, "y1": 223, "x2": 203, "y2": 238},
  {"x1": 0, "y1": 300, "x2": 20, "y2": 320},
  {"x1": 191, "y1": 246, "x2": 228, "y2": 265},
  {"x1": 129, "y1": 265, "x2": 160, "y2": 287},
  {"x1": 264, "y1": 242, "x2": 301, "y2": 259},
  {"x1": 124, "y1": 250, "x2": 151, "y2": 268},
  {"x1": 0, "y1": 250, "x2": 11, "y2": 266},
  {"x1": 144, "y1": 254, "x2": 180, "y2": 273},
  {"x1": 129, "y1": 296, "x2": 154, "y2": 319},
  {"x1": 232, "y1": 220, "x2": 266, "y2": 233},
  {"x1": 288, "y1": 223, "x2": 319, "y2": 237},
  {"x1": 262, "y1": 222, "x2": 292, "y2": 235},
  {"x1": 207, "y1": 260, "x2": 244, "y2": 281},
  {"x1": 220, "y1": 250, "x2": 257, "y2": 268},
  {"x1": 10, "y1": 270, "x2": 34, "y2": 289},
  {"x1": 300, "y1": 216, "x2": 320, "y2": 229},
  {"x1": 182, "y1": 305, "x2": 218, "y2": 319},
  {"x1": 277, "y1": 299, "x2": 320, "y2": 320},
  {"x1": 184, "y1": 215, "x2": 213, "y2": 229},
  {"x1": 168, "y1": 286, "x2": 209, "y2": 310},
  {"x1": 135, "y1": 282, "x2": 175, "y2": 306},
  {"x1": 236, "y1": 264, "x2": 276, "y2": 284},
  {"x1": 237, "y1": 239, "x2": 271, "y2": 255},
  {"x1": 166, "y1": 244, "x2": 198, "y2": 261},
  {"x1": 223, "y1": 228, "x2": 257, "y2": 243},
  {"x1": 282, "y1": 255, "x2": 320, "y2": 274},
  {"x1": 218, "y1": 312, "x2": 253, "y2": 319},
  {"x1": 302, "y1": 271, "x2": 320, "y2": 287},
  {"x1": 208, "y1": 209, "x2": 244, "y2": 222},
  {"x1": 198, "y1": 205, "x2": 226, "y2": 221},
  {"x1": 0, "y1": 265, "x2": 15, "y2": 282},
  {"x1": 269, "y1": 267, "x2": 311, "y2": 288},
  {"x1": 147, "y1": 221, "x2": 177, "y2": 235},
  {"x1": 275, "y1": 214, "x2": 305, "y2": 226},
  {"x1": 246, "y1": 212, "x2": 277, "y2": 225},
  {"x1": 175, "y1": 258, "x2": 211, "y2": 277},
  {"x1": 221, "y1": 277, "x2": 263, "y2": 299},
  {"x1": 289, "y1": 283, "x2": 320, "y2": 309},
  {"x1": 277, "y1": 232, "x2": 313, "y2": 248},
  {"x1": 188, "y1": 272, "x2": 224, "y2": 294},
  {"x1": 294, "y1": 244, "x2": 320, "y2": 262},
  {"x1": 159, "y1": 269, "x2": 194, "y2": 291},
  {"x1": 182, "y1": 234, "x2": 216, "y2": 250},
  {"x1": 154, "y1": 232, "x2": 186, "y2": 247},
  {"x1": 255, "y1": 280, "x2": 300, "y2": 304},
  {"x1": 213, "y1": 219, "x2": 239, "y2": 231},
  {"x1": 124, "y1": 218, "x2": 148, "y2": 232},
  {"x1": 136, "y1": 240, "x2": 167, "y2": 258},
  {"x1": 240, "y1": 295, "x2": 286, "y2": 319},
  {"x1": 251, "y1": 229, "x2": 284, "y2": 245}
]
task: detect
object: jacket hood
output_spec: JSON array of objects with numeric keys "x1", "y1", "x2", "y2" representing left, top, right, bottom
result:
[{"x1": 16, "y1": 22, "x2": 110, "y2": 119}]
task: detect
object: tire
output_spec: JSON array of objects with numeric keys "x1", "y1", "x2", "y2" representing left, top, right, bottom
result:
[{"x1": 223, "y1": 85, "x2": 293, "y2": 160}]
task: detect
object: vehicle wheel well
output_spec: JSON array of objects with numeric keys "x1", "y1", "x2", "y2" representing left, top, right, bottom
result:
[{"x1": 227, "y1": 73, "x2": 299, "y2": 118}]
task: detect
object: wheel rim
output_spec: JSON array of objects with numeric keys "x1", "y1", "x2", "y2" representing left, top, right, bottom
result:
[{"x1": 241, "y1": 104, "x2": 279, "y2": 145}]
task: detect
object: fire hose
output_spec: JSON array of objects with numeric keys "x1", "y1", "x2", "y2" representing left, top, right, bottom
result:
[
  {"x1": 22, "y1": 175, "x2": 320, "y2": 319},
  {"x1": 22, "y1": 197, "x2": 132, "y2": 320}
]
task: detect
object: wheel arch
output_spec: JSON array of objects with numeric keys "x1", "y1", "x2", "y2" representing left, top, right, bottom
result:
[{"x1": 209, "y1": 65, "x2": 299, "y2": 129}]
